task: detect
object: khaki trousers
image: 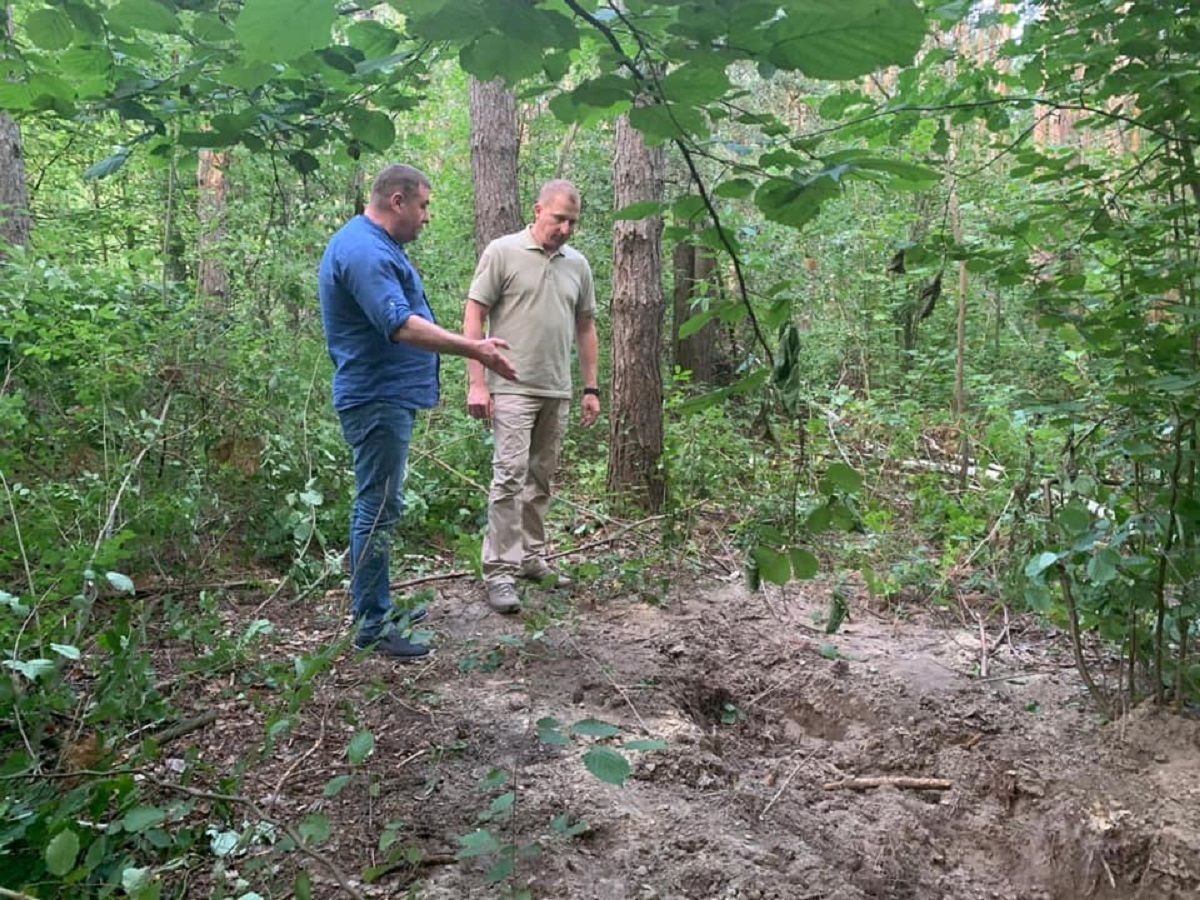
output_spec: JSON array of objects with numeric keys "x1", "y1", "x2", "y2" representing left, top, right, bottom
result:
[{"x1": 482, "y1": 394, "x2": 570, "y2": 585}]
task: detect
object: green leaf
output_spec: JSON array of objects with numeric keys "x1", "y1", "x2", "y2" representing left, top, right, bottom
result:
[
  {"x1": 1024, "y1": 551, "x2": 1060, "y2": 579},
  {"x1": 288, "y1": 150, "x2": 320, "y2": 176},
  {"x1": 107, "y1": 0, "x2": 180, "y2": 35},
  {"x1": 570, "y1": 718, "x2": 620, "y2": 738},
  {"x1": 752, "y1": 546, "x2": 791, "y2": 585},
  {"x1": 582, "y1": 746, "x2": 631, "y2": 786},
  {"x1": 677, "y1": 307, "x2": 721, "y2": 340},
  {"x1": 819, "y1": 643, "x2": 842, "y2": 660},
  {"x1": 789, "y1": 548, "x2": 819, "y2": 580},
  {"x1": 294, "y1": 871, "x2": 312, "y2": 900},
  {"x1": 460, "y1": 33, "x2": 544, "y2": 83},
  {"x1": 236, "y1": 0, "x2": 336, "y2": 62},
  {"x1": 820, "y1": 463, "x2": 864, "y2": 495},
  {"x1": 347, "y1": 109, "x2": 395, "y2": 152},
  {"x1": 1, "y1": 590, "x2": 30, "y2": 615},
  {"x1": 613, "y1": 200, "x2": 665, "y2": 220},
  {"x1": 322, "y1": 775, "x2": 352, "y2": 797},
  {"x1": 51, "y1": 643, "x2": 81, "y2": 660},
  {"x1": 1087, "y1": 547, "x2": 1121, "y2": 585},
  {"x1": 767, "y1": 0, "x2": 926, "y2": 80},
  {"x1": 1056, "y1": 503, "x2": 1091, "y2": 536},
  {"x1": 406, "y1": 0, "x2": 488, "y2": 42},
  {"x1": 220, "y1": 61, "x2": 279, "y2": 91},
  {"x1": 121, "y1": 867, "x2": 151, "y2": 894},
  {"x1": 628, "y1": 102, "x2": 709, "y2": 144},
  {"x1": 456, "y1": 828, "x2": 501, "y2": 860},
  {"x1": 755, "y1": 175, "x2": 839, "y2": 229},
  {"x1": 26, "y1": 9, "x2": 76, "y2": 50},
  {"x1": 194, "y1": 13, "x2": 235, "y2": 42},
  {"x1": 45, "y1": 828, "x2": 80, "y2": 876},
  {"x1": 4, "y1": 658, "x2": 55, "y2": 681},
  {"x1": 299, "y1": 813, "x2": 330, "y2": 845},
  {"x1": 106, "y1": 571, "x2": 135, "y2": 594},
  {"x1": 347, "y1": 730, "x2": 374, "y2": 765},
  {"x1": 122, "y1": 806, "x2": 165, "y2": 833},
  {"x1": 713, "y1": 178, "x2": 755, "y2": 199},
  {"x1": 346, "y1": 20, "x2": 399, "y2": 57},
  {"x1": 536, "y1": 716, "x2": 569, "y2": 745},
  {"x1": 659, "y1": 63, "x2": 731, "y2": 105}
]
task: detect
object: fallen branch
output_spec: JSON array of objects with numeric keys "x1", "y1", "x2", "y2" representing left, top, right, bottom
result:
[
  {"x1": 823, "y1": 776, "x2": 952, "y2": 792},
  {"x1": 148, "y1": 710, "x2": 219, "y2": 746}
]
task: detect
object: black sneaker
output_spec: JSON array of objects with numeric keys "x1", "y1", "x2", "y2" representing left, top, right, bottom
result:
[
  {"x1": 355, "y1": 630, "x2": 434, "y2": 661},
  {"x1": 398, "y1": 604, "x2": 428, "y2": 625}
]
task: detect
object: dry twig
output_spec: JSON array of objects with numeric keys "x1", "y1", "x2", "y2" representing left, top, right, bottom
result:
[{"x1": 823, "y1": 776, "x2": 951, "y2": 791}]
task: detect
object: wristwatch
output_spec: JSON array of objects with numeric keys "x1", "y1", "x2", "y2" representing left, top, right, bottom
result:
[{"x1": 582, "y1": 387, "x2": 601, "y2": 397}]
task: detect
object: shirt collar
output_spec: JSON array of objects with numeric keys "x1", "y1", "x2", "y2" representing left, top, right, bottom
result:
[{"x1": 523, "y1": 226, "x2": 564, "y2": 258}]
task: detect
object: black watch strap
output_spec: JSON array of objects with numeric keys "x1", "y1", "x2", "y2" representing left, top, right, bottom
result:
[{"x1": 582, "y1": 386, "x2": 601, "y2": 397}]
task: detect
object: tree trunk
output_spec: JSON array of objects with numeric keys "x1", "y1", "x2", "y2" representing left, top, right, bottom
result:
[
  {"x1": 196, "y1": 149, "x2": 230, "y2": 303},
  {"x1": 0, "y1": 8, "x2": 29, "y2": 257},
  {"x1": 0, "y1": 112, "x2": 30, "y2": 256},
  {"x1": 672, "y1": 240, "x2": 726, "y2": 384},
  {"x1": 607, "y1": 112, "x2": 666, "y2": 512},
  {"x1": 469, "y1": 76, "x2": 521, "y2": 255}
]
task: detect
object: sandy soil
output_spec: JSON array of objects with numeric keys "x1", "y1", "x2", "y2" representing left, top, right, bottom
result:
[{"x1": 170, "y1": 573, "x2": 1200, "y2": 900}]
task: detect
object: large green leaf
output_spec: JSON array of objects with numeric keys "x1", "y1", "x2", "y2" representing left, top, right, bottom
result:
[
  {"x1": 348, "y1": 109, "x2": 395, "y2": 152},
  {"x1": 45, "y1": 829, "x2": 80, "y2": 877},
  {"x1": 107, "y1": 0, "x2": 180, "y2": 35},
  {"x1": 26, "y1": 9, "x2": 76, "y2": 50},
  {"x1": 404, "y1": 0, "x2": 488, "y2": 42},
  {"x1": 754, "y1": 175, "x2": 839, "y2": 228},
  {"x1": 122, "y1": 806, "x2": 165, "y2": 833},
  {"x1": 767, "y1": 0, "x2": 926, "y2": 80},
  {"x1": 659, "y1": 63, "x2": 731, "y2": 105},
  {"x1": 347, "y1": 20, "x2": 399, "y2": 58},
  {"x1": 583, "y1": 746, "x2": 631, "y2": 786},
  {"x1": 752, "y1": 546, "x2": 792, "y2": 585},
  {"x1": 236, "y1": 0, "x2": 336, "y2": 62},
  {"x1": 459, "y1": 33, "x2": 544, "y2": 83}
]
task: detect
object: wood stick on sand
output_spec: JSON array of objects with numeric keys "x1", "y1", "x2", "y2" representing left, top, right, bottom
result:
[{"x1": 823, "y1": 776, "x2": 952, "y2": 792}]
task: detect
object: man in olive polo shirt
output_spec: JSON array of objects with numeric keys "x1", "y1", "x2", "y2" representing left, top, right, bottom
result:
[{"x1": 463, "y1": 179, "x2": 601, "y2": 614}]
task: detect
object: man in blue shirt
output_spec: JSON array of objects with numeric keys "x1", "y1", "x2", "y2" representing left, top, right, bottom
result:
[{"x1": 320, "y1": 164, "x2": 518, "y2": 659}]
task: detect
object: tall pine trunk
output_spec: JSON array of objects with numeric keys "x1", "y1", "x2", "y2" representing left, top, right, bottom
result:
[
  {"x1": 607, "y1": 112, "x2": 666, "y2": 511},
  {"x1": 469, "y1": 77, "x2": 521, "y2": 255}
]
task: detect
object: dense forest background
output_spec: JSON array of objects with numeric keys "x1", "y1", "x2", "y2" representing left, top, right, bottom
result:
[{"x1": 1, "y1": 0, "x2": 1198, "y2": 897}]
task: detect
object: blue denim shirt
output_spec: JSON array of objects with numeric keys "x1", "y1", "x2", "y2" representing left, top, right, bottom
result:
[{"x1": 318, "y1": 215, "x2": 440, "y2": 411}]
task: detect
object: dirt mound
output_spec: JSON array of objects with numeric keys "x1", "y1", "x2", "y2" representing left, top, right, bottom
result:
[{"x1": 180, "y1": 576, "x2": 1200, "y2": 899}]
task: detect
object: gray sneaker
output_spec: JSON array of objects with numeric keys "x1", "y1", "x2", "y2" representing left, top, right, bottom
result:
[
  {"x1": 519, "y1": 558, "x2": 572, "y2": 588},
  {"x1": 486, "y1": 581, "x2": 522, "y2": 614}
]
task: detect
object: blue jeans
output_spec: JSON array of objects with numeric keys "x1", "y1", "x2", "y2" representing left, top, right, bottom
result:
[{"x1": 338, "y1": 402, "x2": 415, "y2": 641}]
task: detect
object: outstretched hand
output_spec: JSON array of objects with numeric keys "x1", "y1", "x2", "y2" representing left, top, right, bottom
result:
[{"x1": 475, "y1": 337, "x2": 517, "y2": 382}]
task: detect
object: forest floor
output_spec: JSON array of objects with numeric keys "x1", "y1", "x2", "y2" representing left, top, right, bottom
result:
[{"x1": 157, "y1": 562, "x2": 1200, "y2": 900}]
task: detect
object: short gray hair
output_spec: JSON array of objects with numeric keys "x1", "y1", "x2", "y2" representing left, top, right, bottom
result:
[
  {"x1": 537, "y1": 178, "x2": 580, "y2": 206},
  {"x1": 371, "y1": 165, "x2": 431, "y2": 204}
]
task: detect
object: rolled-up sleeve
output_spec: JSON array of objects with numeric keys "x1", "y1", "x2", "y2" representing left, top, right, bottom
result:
[{"x1": 339, "y1": 247, "x2": 415, "y2": 338}]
